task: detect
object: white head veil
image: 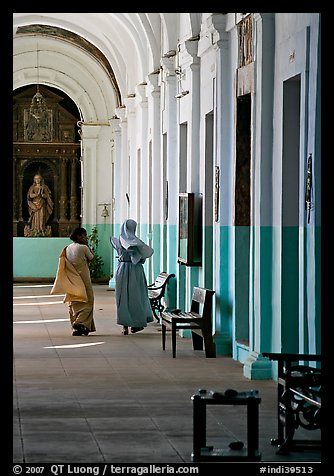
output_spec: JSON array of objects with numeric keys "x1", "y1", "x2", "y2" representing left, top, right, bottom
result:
[{"x1": 119, "y1": 219, "x2": 153, "y2": 264}]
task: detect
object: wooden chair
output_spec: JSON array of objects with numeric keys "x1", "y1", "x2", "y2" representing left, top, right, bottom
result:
[{"x1": 161, "y1": 286, "x2": 216, "y2": 358}]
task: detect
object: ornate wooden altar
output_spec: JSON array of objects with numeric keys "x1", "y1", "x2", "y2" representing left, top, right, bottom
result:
[{"x1": 13, "y1": 85, "x2": 82, "y2": 237}]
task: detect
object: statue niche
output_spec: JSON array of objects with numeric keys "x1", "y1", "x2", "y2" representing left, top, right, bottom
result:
[{"x1": 13, "y1": 85, "x2": 82, "y2": 237}]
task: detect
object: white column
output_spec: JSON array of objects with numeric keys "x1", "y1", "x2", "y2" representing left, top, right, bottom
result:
[
  {"x1": 123, "y1": 97, "x2": 137, "y2": 220},
  {"x1": 178, "y1": 38, "x2": 201, "y2": 301},
  {"x1": 182, "y1": 39, "x2": 201, "y2": 191},
  {"x1": 108, "y1": 118, "x2": 121, "y2": 289},
  {"x1": 115, "y1": 106, "x2": 129, "y2": 222},
  {"x1": 161, "y1": 55, "x2": 178, "y2": 278},
  {"x1": 243, "y1": 13, "x2": 275, "y2": 379},
  {"x1": 81, "y1": 124, "x2": 101, "y2": 226},
  {"x1": 147, "y1": 71, "x2": 162, "y2": 275},
  {"x1": 198, "y1": 13, "x2": 234, "y2": 355},
  {"x1": 147, "y1": 72, "x2": 161, "y2": 227},
  {"x1": 109, "y1": 118, "x2": 122, "y2": 226},
  {"x1": 136, "y1": 83, "x2": 149, "y2": 226}
]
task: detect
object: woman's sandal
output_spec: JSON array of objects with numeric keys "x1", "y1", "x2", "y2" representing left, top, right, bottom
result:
[
  {"x1": 130, "y1": 327, "x2": 144, "y2": 334},
  {"x1": 73, "y1": 323, "x2": 89, "y2": 336},
  {"x1": 122, "y1": 326, "x2": 129, "y2": 335}
]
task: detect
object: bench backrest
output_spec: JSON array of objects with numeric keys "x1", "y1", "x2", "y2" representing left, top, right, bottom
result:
[
  {"x1": 190, "y1": 287, "x2": 215, "y2": 318},
  {"x1": 154, "y1": 272, "x2": 173, "y2": 290}
]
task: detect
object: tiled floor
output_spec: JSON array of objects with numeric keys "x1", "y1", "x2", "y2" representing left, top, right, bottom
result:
[{"x1": 13, "y1": 284, "x2": 322, "y2": 466}]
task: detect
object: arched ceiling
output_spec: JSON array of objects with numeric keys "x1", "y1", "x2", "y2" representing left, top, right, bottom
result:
[
  {"x1": 15, "y1": 24, "x2": 121, "y2": 105},
  {"x1": 13, "y1": 13, "x2": 202, "y2": 121},
  {"x1": 14, "y1": 14, "x2": 166, "y2": 97}
]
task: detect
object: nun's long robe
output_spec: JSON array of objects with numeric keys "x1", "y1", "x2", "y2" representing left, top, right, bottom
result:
[{"x1": 111, "y1": 222, "x2": 154, "y2": 328}]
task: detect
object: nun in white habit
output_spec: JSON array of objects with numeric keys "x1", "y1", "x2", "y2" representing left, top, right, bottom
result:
[{"x1": 110, "y1": 219, "x2": 154, "y2": 334}]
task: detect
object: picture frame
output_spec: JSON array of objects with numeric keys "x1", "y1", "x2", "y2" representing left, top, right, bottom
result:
[{"x1": 178, "y1": 192, "x2": 202, "y2": 266}]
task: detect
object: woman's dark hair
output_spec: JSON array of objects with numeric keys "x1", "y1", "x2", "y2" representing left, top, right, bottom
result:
[{"x1": 70, "y1": 227, "x2": 87, "y2": 242}]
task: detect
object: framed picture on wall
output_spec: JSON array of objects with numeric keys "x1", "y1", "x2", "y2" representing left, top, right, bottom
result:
[{"x1": 178, "y1": 192, "x2": 202, "y2": 266}]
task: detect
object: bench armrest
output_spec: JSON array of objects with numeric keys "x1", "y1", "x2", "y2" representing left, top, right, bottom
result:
[{"x1": 148, "y1": 283, "x2": 165, "y2": 290}]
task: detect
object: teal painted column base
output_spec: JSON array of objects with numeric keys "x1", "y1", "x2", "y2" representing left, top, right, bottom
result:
[
  {"x1": 234, "y1": 341, "x2": 250, "y2": 363},
  {"x1": 108, "y1": 277, "x2": 116, "y2": 290},
  {"x1": 214, "y1": 333, "x2": 232, "y2": 356},
  {"x1": 243, "y1": 352, "x2": 272, "y2": 380}
]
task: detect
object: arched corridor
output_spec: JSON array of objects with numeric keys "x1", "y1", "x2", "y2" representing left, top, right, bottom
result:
[
  {"x1": 13, "y1": 13, "x2": 321, "y2": 378},
  {"x1": 11, "y1": 13, "x2": 325, "y2": 469}
]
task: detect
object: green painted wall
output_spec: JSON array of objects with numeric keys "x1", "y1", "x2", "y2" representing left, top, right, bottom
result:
[
  {"x1": 13, "y1": 237, "x2": 70, "y2": 278},
  {"x1": 13, "y1": 222, "x2": 321, "y2": 368},
  {"x1": 235, "y1": 226, "x2": 250, "y2": 342},
  {"x1": 258, "y1": 226, "x2": 273, "y2": 352},
  {"x1": 215, "y1": 226, "x2": 233, "y2": 356},
  {"x1": 14, "y1": 224, "x2": 113, "y2": 280}
]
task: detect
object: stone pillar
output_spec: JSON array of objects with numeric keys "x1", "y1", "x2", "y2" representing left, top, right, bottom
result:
[
  {"x1": 160, "y1": 56, "x2": 178, "y2": 283},
  {"x1": 181, "y1": 36, "x2": 201, "y2": 303},
  {"x1": 122, "y1": 97, "x2": 137, "y2": 221},
  {"x1": 81, "y1": 124, "x2": 101, "y2": 227},
  {"x1": 182, "y1": 38, "x2": 200, "y2": 192},
  {"x1": 147, "y1": 71, "x2": 162, "y2": 277},
  {"x1": 243, "y1": 13, "x2": 275, "y2": 379},
  {"x1": 198, "y1": 13, "x2": 234, "y2": 356},
  {"x1": 108, "y1": 117, "x2": 121, "y2": 289},
  {"x1": 136, "y1": 83, "x2": 149, "y2": 227},
  {"x1": 136, "y1": 82, "x2": 154, "y2": 282},
  {"x1": 114, "y1": 107, "x2": 129, "y2": 223}
]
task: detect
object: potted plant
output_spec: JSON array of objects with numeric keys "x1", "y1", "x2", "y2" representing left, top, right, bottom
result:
[{"x1": 87, "y1": 226, "x2": 105, "y2": 281}]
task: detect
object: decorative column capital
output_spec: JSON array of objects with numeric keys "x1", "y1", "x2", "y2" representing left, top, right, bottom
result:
[
  {"x1": 161, "y1": 56, "x2": 176, "y2": 77},
  {"x1": 136, "y1": 82, "x2": 147, "y2": 100},
  {"x1": 115, "y1": 106, "x2": 127, "y2": 122},
  {"x1": 81, "y1": 124, "x2": 103, "y2": 141},
  {"x1": 123, "y1": 96, "x2": 136, "y2": 116},
  {"x1": 198, "y1": 13, "x2": 229, "y2": 56}
]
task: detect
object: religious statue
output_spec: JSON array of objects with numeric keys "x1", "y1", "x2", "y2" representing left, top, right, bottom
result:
[{"x1": 24, "y1": 174, "x2": 53, "y2": 237}]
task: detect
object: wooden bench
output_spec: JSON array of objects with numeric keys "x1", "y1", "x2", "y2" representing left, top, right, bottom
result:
[
  {"x1": 147, "y1": 272, "x2": 175, "y2": 321},
  {"x1": 161, "y1": 286, "x2": 216, "y2": 358},
  {"x1": 262, "y1": 352, "x2": 321, "y2": 455}
]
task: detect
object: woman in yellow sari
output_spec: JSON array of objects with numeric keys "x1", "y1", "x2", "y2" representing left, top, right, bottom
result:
[{"x1": 51, "y1": 227, "x2": 96, "y2": 336}]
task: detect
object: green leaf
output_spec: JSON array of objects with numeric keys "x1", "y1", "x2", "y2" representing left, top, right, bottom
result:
[{"x1": 87, "y1": 226, "x2": 104, "y2": 279}]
